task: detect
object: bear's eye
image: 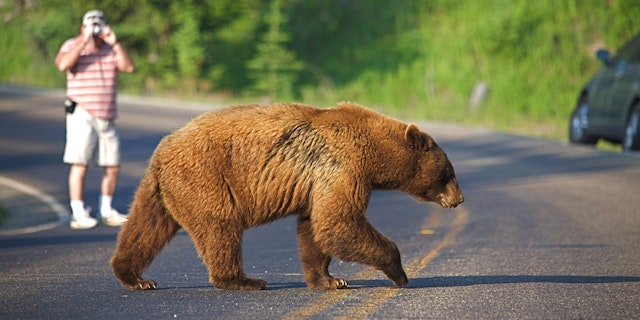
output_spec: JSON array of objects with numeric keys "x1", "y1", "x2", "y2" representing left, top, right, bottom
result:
[{"x1": 438, "y1": 164, "x2": 454, "y2": 183}]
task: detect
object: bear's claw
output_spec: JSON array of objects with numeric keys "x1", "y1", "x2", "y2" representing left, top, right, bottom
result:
[
  {"x1": 307, "y1": 276, "x2": 348, "y2": 290},
  {"x1": 132, "y1": 279, "x2": 157, "y2": 290},
  {"x1": 334, "y1": 278, "x2": 348, "y2": 289}
]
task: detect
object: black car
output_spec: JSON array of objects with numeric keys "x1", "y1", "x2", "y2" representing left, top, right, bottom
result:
[{"x1": 569, "y1": 33, "x2": 640, "y2": 151}]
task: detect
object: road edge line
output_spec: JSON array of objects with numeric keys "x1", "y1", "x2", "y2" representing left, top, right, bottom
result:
[{"x1": 0, "y1": 176, "x2": 69, "y2": 236}]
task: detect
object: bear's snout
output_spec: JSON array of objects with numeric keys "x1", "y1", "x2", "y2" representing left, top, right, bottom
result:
[{"x1": 438, "y1": 193, "x2": 464, "y2": 208}]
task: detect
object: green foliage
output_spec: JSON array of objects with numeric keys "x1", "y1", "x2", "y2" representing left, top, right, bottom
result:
[
  {"x1": 246, "y1": 0, "x2": 304, "y2": 100},
  {"x1": 0, "y1": 21, "x2": 32, "y2": 83},
  {"x1": 2, "y1": 0, "x2": 640, "y2": 140},
  {"x1": 173, "y1": 7, "x2": 204, "y2": 79},
  {"x1": 411, "y1": 0, "x2": 640, "y2": 137}
]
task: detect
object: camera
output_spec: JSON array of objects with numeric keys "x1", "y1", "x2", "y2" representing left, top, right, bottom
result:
[
  {"x1": 64, "y1": 97, "x2": 77, "y2": 114},
  {"x1": 92, "y1": 24, "x2": 102, "y2": 36}
]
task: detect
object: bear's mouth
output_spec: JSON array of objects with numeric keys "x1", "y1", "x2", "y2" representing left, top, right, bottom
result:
[
  {"x1": 439, "y1": 198, "x2": 453, "y2": 209},
  {"x1": 412, "y1": 193, "x2": 462, "y2": 209},
  {"x1": 438, "y1": 195, "x2": 460, "y2": 209}
]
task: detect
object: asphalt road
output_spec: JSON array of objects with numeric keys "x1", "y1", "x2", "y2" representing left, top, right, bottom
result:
[{"x1": 1, "y1": 87, "x2": 639, "y2": 319}]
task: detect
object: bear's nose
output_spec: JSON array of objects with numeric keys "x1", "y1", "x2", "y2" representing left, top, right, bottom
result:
[{"x1": 457, "y1": 194, "x2": 465, "y2": 205}]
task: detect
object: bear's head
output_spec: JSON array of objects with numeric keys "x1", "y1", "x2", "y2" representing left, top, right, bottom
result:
[{"x1": 401, "y1": 124, "x2": 464, "y2": 209}]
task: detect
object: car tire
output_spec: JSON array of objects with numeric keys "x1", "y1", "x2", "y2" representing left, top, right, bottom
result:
[
  {"x1": 569, "y1": 95, "x2": 598, "y2": 145},
  {"x1": 622, "y1": 103, "x2": 640, "y2": 151}
]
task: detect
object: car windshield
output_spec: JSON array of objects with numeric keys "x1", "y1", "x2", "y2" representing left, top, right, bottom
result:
[{"x1": 611, "y1": 33, "x2": 640, "y2": 64}]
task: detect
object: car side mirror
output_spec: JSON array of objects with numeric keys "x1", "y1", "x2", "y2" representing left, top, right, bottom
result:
[{"x1": 596, "y1": 49, "x2": 612, "y2": 65}]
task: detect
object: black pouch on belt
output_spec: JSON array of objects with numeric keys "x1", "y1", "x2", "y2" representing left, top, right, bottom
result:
[{"x1": 64, "y1": 97, "x2": 77, "y2": 114}]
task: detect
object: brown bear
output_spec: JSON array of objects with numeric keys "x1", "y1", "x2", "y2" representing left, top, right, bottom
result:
[{"x1": 111, "y1": 102, "x2": 464, "y2": 291}]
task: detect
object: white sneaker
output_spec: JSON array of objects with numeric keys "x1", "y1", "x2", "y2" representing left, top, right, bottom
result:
[
  {"x1": 101, "y1": 209, "x2": 128, "y2": 227},
  {"x1": 70, "y1": 209, "x2": 98, "y2": 230}
]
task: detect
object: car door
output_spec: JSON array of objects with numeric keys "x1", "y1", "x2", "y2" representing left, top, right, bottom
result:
[
  {"x1": 588, "y1": 63, "x2": 617, "y2": 132},
  {"x1": 593, "y1": 34, "x2": 640, "y2": 136},
  {"x1": 606, "y1": 38, "x2": 640, "y2": 137}
]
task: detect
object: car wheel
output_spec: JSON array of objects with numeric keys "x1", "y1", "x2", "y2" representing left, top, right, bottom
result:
[
  {"x1": 622, "y1": 103, "x2": 640, "y2": 151},
  {"x1": 569, "y1": 96, "x2": 598, "y2": 145}
]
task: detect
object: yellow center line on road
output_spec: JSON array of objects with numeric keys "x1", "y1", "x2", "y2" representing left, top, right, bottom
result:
[{"x1": 281, "y1": 206, "x2": 469, "y2": 320}]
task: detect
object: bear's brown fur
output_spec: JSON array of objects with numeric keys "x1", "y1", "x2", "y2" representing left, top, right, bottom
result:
[{"x1": 111, "y1": 102, "x2": 464, "y2": 291}]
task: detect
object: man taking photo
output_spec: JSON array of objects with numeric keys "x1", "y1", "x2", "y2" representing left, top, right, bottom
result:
[{"x1": 55, "y1": 10, "x2": 134, "y2": 229}]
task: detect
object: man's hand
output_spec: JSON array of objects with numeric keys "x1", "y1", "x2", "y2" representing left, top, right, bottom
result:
[
  {"x1": 99, "y1": 25, "x2": 134, "y2": 73},
  {"x1": 100, "y1": 25, "x2": 118, "y2": 46},
  {"x1": 81, "y1": 24, "x2": 94, "y2": 45}
]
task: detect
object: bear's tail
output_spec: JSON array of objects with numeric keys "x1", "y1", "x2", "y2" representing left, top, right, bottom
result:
[{"x1": 110, "y1": 169, "x2": 180, "y2": 290}]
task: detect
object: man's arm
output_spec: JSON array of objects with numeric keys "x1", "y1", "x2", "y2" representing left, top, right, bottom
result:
[
  {"x1": 55, "y1": 28, "x2": 92, "y2": 72},
  {"x1": 111, "y1": 42, "x2": 135, "y2": 73},
  {"x1": 102, "y1": 25, "x2": 134, "y2": 73}
]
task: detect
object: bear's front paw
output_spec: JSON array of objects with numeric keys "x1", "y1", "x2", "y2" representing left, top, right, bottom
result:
[
  {"x1": 391, "y1": 273, "x2": 408, "y2": 287},
  {"x1": 306, "y1": 276, "x2": 348, "y2": 290},
  {"x1": 324, "y1": 277, "x2": 348, "y2": 290},
  {"x1": 382, "y1": 264, "x2": 408, "y2": 287}
]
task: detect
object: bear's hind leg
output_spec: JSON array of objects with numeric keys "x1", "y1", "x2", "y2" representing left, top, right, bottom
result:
[
  {"x1": 297, "y1": 216, "x2": 348, "y2": 289},
  {"x1": 191, "y1": 218, "x2": 266, "y2": 290},
  {"x1": 111, "y1": 173, "x2": 181, "y2": 290}
]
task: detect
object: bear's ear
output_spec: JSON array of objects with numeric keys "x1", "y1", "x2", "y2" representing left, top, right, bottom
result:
[{"x1": 404, "y1": 123, "x2": 433, "y2": 152}]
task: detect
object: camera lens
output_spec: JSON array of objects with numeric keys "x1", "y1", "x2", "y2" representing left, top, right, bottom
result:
[{"x1": 92, "y1": 25, "x2": 102, "y2": 36}]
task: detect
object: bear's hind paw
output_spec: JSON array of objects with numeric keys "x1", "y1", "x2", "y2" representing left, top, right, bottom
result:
[
  {"x1": 215, "y1": 277, "x2": 267, "y2": 290},
  {"x1": 129, "y1": 279, "x2": 157, "y2": 290}
]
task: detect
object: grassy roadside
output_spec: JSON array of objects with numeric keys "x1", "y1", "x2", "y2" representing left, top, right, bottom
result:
[{"x1": 3, "y1": 1, "x2": 638, "y2": 149}]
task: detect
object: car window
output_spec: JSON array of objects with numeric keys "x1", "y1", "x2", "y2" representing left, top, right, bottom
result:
[{"x1": 613, "y1": 33, "x2": 640, "y2": 64}]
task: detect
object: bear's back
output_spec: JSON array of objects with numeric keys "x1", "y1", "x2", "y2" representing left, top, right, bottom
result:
[{"x1": 156, "y1": 102, "x2": 407, "y2": 178}]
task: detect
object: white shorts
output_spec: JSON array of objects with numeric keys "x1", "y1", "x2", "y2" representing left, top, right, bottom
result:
[{"x1": 63, "y1": 106, "x2": 120, "y2": 167}]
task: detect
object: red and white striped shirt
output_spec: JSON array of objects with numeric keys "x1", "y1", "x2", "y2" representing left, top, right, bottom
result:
[{"x1": 59, "y1": 36, "x2": 118, "y2": 120}]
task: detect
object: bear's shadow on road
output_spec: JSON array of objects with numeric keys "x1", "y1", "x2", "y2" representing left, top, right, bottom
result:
[
  {"x1": 316, "y1": 275, "x2": 640, "y2": 290},
  {"x1": 269, "y1": 274, "x2": 640, "y2": 290},
  {"x1": 406, "y1": 275, "x2": 640, "y2": 288},
  {"x1": 149, "y1": 281, "x2": 309, "y2": 291},
  {"x1": 130, "y1": 275, "x2": 640, "y2": 292}
]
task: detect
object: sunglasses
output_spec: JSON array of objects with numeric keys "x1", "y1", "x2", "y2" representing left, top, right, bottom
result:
[{"x1": 85, "y1": 15, "x2": 105, "y2": 23}]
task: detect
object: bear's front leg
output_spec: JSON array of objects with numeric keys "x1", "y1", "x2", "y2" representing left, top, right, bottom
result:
[
  {"x1": 297, "y1": 216, "x2": 348, "y2": 289},
  {"x1": 376, "y1": 241, "x2": 409, "y2": 287},
  {"x1": 311, "y1": 203, "x2": 408, "y2": 287}
]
